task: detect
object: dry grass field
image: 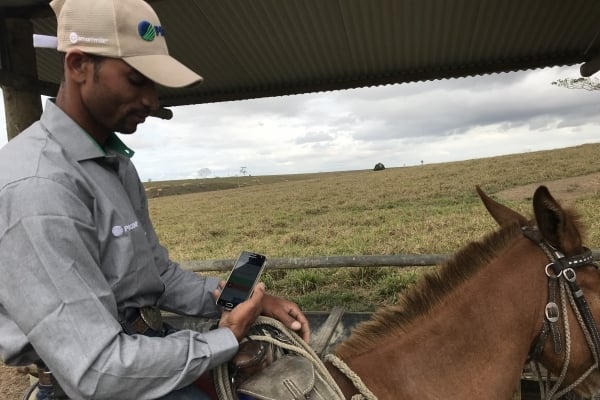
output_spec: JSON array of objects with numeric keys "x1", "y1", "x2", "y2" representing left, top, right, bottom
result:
[
  {"x1": 3, "y1": 142, "x2": 600, "y2": 398},
  {"x1": 147, "y1": 142, "x2": 600, "y2": 311}
]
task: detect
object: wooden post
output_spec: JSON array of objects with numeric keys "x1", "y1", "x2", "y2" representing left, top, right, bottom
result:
[{"x1": 1, "y1": 17, "x2": 43, "y2": 141}]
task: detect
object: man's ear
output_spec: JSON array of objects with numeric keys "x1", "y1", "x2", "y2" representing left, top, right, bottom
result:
[{"x1": 63, "y1": 50, "x2": 91, "y2": 84}]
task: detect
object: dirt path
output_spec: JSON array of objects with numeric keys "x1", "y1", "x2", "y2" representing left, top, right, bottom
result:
[{"x1": 495, "y1": 172, "x2": 600, "y2": 204}]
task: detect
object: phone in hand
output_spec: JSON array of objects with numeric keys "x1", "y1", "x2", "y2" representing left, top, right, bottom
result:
[{"x1": 216, "y1": 251, "x2": 267, "y2": 310}]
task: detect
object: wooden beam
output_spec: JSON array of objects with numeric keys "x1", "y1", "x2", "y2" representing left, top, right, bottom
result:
[
  {"x1": 0, "y1": 0, "x2": 48, "y2": 7},
  {"x1": 0, "y1": 68, "x2": 46, "y2": 91},
  {"x1": 310, "y1": 306, "x2": 345, "y2": 357},
  {"x1": 180, "y1": 254, "x2": 451, "y2": 272},
  {"x1": 1, "y1": 17, "x2": 42, "y2": 140},
  {"x1": 0, "y1": 1, "x2": 52, "y2": 19}
]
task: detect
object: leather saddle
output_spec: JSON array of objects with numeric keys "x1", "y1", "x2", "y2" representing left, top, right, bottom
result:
[{"x1": 207, "y1": 319, "x2": 345, "y2": 400}]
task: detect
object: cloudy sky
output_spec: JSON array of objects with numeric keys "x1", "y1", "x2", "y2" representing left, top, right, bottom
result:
[{"x1": 0, "y1": 64, "x2": 598, "y2": 182}]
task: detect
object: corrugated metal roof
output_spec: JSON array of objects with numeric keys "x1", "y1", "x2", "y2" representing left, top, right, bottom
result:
[{"x1": 5, "y1": 0, "x2": 600, "y2": 108}]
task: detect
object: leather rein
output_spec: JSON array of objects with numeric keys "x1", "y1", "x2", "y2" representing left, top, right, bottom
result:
[{"x1": 522, "y1": 226, "x2": 600, "y2": 399}]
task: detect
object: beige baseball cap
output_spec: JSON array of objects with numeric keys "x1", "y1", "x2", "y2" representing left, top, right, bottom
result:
[{"x1": 49, "y1": 0, "x2": 203, "y2": 88}]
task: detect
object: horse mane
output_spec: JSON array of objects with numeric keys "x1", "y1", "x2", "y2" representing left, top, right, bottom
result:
[{"x1": 335, "y1": 221, "x2": 526, "y2": 359}]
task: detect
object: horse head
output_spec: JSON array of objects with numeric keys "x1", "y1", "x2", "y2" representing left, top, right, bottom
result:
[
  {"x1": 478, "y1": 185, "x2": 600, "y2": 398},
  {"x1": 326, "y1": 185, "x2": 600, "y2": 399}
]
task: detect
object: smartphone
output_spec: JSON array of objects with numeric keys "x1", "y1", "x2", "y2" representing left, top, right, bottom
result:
[{"x1": 216, "y1": 251, "x2": 267, "y2": 310}]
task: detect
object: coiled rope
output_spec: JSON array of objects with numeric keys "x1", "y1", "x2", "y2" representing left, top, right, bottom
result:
[{"x1": 213, "y1": 316, "x2": 377, "y2": 400}]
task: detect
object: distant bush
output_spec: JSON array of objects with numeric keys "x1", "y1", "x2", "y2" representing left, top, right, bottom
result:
[{"x1": 373, "y1": 162, "x2": 385, "y2": 171}]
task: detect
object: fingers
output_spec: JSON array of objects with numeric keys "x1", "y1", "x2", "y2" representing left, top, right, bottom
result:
[
  {"x1": 249, "y1": 282, "x2": 266, "y2": 304},
  {"x1": 262, "y1": 294, "x2": 311, "y2": 342},
  {"x1": 280, "y1": 309, "x2": 311, "y2": 342},
  {"x1": 218, "y1": 283, "x2": 265, "y2": 341},
  {"x1": 211, "y1": 280, "x2": 226, "y2": 301},
  {"x1": 286, "y1": 307, "x2": 311, "y2": 342},
  {"x1": 214, "y1": 283, "x2": 311, "y2": 343}
]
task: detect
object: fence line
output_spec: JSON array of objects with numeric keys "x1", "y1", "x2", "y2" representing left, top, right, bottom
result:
[{"x1": 178, "y1": 250, "x2": 600, "y2": 272}]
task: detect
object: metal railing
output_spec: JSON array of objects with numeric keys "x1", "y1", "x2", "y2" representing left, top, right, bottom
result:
[{"x1": 179, "y1": 250, "x2": 600, "y2": 272}]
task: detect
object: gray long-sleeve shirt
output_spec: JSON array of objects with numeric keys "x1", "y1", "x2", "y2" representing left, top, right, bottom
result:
[{"x1": 0, "y1": 100, "x2": 238, "y2": 399}]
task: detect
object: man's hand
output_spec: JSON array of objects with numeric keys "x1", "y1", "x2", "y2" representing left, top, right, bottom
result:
[
  {"x1": 213, "y1": 283, "x2": 265, "y2": 341},
  {"x1": 261, "y1": 294, "x2": 311, "y2": 342},
  {"x1": 212, "y1": 281, "x2": 311, "y2": 343}
]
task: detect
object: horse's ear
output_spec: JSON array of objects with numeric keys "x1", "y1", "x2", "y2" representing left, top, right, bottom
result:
[
  {"x1": 533, "y1": 185, "x2": 582, "y2": 252},
  {"x1": 476, "y1": 185, "x2": 528, "y2": 227}
]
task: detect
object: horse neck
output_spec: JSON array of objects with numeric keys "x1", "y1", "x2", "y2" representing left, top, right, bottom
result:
[{"x1": 334, "y1": 238, "x2": 547, "y2": 400}]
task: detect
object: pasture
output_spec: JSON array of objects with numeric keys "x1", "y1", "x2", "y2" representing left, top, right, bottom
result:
[
  {"x1": 146, "y1": 142, "x2": 600, "y2": 312},
  {"x1": 3, "y1": 143, "x2": 600, "y2": 399}
]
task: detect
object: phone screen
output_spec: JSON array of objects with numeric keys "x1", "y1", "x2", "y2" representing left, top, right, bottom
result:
[{"x1": 216, "y1": 251, "x2": 267, "y2": 310}]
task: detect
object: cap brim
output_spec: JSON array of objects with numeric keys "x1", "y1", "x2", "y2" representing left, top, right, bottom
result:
[{"x1": 124, "y1": 54, "x2": 203, "y2": 88}]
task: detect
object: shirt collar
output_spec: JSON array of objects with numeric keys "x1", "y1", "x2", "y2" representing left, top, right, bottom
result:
[
  {"x1": 106, "y1": 134, "x2": 135, "y2": 158},
  {"x1": 40, "y1": 99, "x2": 135, "y2": 161}
]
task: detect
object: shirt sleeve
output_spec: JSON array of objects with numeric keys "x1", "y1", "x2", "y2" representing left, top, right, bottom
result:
[{"x1": 0, "y1": 177, "x2": 238, "y2": 400}]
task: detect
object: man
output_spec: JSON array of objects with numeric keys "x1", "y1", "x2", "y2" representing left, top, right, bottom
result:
[{"x1": 0, "y1": 0, "x2": 310, "y2": 399}]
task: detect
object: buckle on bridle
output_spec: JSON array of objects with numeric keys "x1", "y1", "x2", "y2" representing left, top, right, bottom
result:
[
  {"x1": 545, "y1": 302, "x2": 560, "y2": 323},
  {"x1": 563, "y1": 268, "x2": 576, "y2": 283}
]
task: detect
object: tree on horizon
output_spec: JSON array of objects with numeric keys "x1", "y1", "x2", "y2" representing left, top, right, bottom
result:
[{"x1": 552, "y1": 76, "x2": 600, "y2": 91}]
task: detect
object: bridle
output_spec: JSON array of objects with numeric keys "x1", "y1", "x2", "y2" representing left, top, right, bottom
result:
[{"x1": 523, "y1": 226, "x2": 600, "y2": 399}]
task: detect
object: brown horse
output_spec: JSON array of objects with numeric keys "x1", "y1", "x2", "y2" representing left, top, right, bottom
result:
[{"x1": 324, "y1": 185, "x2": 600, "y2": 399}]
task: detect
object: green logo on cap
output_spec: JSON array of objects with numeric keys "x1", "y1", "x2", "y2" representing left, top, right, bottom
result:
[{"x1": 138, "y1": 21, "x2": 156, "y2": 41}]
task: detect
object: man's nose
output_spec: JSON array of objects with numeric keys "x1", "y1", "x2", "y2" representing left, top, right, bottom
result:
[{"x1": 141, "y1": 83, "x2": 160, "y2": 112}]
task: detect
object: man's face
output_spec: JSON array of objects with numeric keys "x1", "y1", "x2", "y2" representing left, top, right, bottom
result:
[{"x1": 80, "y1": 57, "x2": 159, "y2": 135}]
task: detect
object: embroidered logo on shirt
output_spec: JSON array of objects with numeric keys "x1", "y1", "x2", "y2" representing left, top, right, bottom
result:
[{"x1": 112, "y1": 221, "x2": 139, "y2": 237}]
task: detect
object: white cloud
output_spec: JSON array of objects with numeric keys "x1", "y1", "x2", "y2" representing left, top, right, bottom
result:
[{"x1": 1, "y1": 64, "x2": 599, "y2": 181}]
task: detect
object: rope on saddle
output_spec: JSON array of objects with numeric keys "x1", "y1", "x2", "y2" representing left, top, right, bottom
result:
[
  {"x1": 213, "y1": 316, "x2": 376, "y2": 400},
  {"x1": 324, "y1": 354, "x2": 378, "y2": 400}
]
